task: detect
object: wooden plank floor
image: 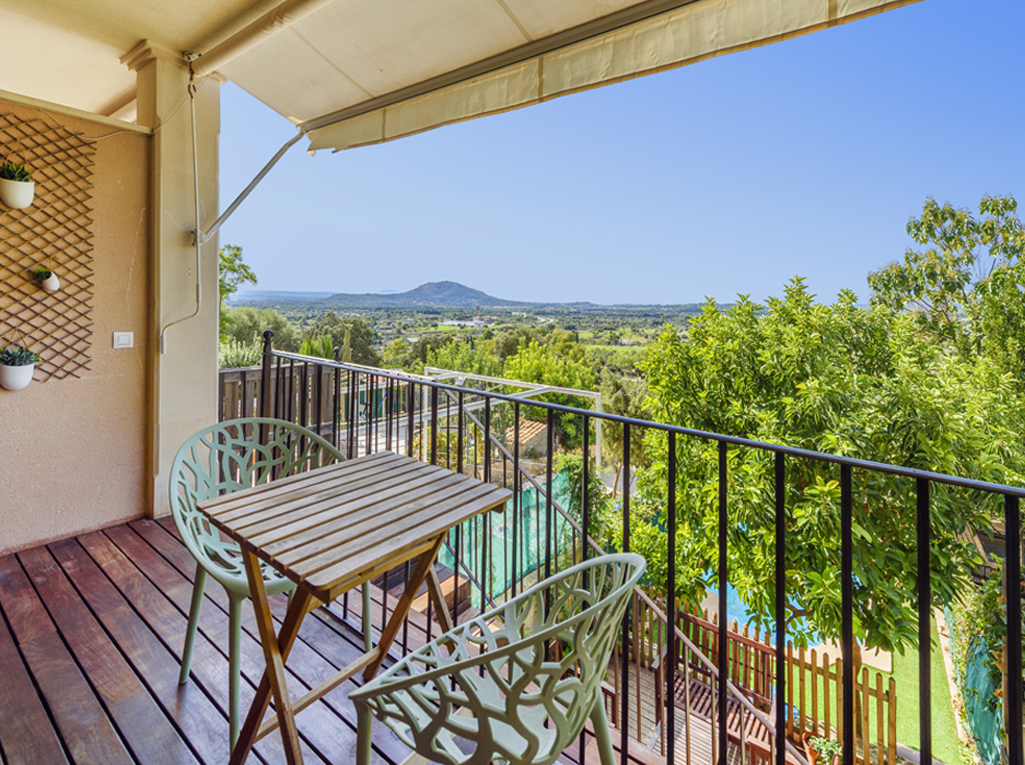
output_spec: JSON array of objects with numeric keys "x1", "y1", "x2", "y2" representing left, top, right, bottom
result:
[
  {"x1": 0, "y1": 517, "x2": 425, "y2": 765},
  {"x1": 653, "y1": 676, "x2": 805, "y2": 765},
  {"x1": 0, "y1": 517, "x2": 670, "y2": 765}
]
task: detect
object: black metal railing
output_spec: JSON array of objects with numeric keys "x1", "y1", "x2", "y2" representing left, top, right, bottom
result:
[{"x1": 217, "y1": 332, "x2": 1025, "y2": 765}]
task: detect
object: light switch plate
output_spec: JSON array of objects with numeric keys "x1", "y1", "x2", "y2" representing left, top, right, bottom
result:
[{"x1": 113, "y1": 332, "x2": 134, "y2": 349}]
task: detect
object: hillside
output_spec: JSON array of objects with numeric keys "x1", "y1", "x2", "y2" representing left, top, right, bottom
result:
[
  {"x1": 232, "y1": 281, "x2": 709, "y2": 314},
  {"x1": 320, "y1": 281, "x2": 527, "y2": 308}
]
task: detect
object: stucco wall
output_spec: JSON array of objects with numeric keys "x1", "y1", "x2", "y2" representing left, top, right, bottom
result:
[{"x1": 0, "y1": 101, "x2": 151, "y2": 554}]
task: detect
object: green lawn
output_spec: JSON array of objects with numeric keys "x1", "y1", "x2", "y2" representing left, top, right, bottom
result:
[
  {"x1": 800, "y1": 623, "x2": 963, "y2": 764},
  {"x1": 888, "y1": 622, "x2": 964, "y2": 765}
]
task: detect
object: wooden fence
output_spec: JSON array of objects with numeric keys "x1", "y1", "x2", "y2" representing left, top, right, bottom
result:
[
  {"x1": 219, "y1": 364, "x2": 412, "y2": 446},
  {"x1": 663, "y1": 600, "x2": 897, "y2": 765}
]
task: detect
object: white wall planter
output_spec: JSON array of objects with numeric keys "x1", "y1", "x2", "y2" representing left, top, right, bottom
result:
[
  {"x1": 0, "y1": 363, "x2": 35, "y2": 391},
  {"x1": 0, "y1": 178, "x2": 35, "y2": 209},
  {"x1": 39, "y1": 272, "x2": 60, "y2": 292}
]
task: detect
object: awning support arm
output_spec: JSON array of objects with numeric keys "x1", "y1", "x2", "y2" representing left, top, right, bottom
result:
[{"x1": 196, "y1": 130, "x2": 304, "y2": 244}]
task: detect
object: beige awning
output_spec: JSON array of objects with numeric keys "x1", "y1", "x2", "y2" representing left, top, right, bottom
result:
[{"x1": 201, "y1": 0, "x2": 922, "y2": 153}]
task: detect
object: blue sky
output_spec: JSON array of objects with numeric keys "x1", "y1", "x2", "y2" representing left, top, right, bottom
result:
[{"x1": 219, "y1": 0, "x2": 1025, "y2": 306}]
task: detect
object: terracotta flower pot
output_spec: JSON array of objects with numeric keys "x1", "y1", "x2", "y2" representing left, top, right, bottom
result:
[{"x1": 802, "y1": 733, "x2": 842, "y2": 765}]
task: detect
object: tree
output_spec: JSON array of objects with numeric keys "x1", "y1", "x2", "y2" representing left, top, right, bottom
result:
[
  {"x1": 302, "y1": 313, "x2": 380, "y2": 367},
  {"x1": 405, "y1": 336, "x2": 451, "y2": 370},
  {"x1": 299, "y1": 335, "x2": 334, "y2": 359},
  {"x1": 220, "y1": 306, "x2": 300, "y2": 352},
  {"x1": 218, "y1": 244, "x2": 257, "y2": 332},
  {"x1": 598, "y1": 368, "x2": 649, "y2": 496},
  {"x1": 505, "y1": 340, "x2": 597, "y2": 448},
  {"x1": 868, "y1": 196, "x2": 1025, "y2": 372},
  {"x1": 425, "y1": 339, "x2": 503, "y2": 378},
  {"x1": 546, "y1": 328, "x2": 586, "y2": 362},
  {"x1": 637, "y1": 279, "x2": 1025, "y2": 654},
  {"x1": 504, "y1": 340, "x2": 596, "y2": 391},
  {"x1": 383, "y1": 338, "x2": 412, "y2": 368},
  {"x1": 492, "y1": 328, "x2": 536, "y2": 361}
]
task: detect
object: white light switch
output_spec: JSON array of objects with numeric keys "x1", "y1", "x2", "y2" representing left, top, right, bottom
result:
[{"x1": 113, "y1": 332, "x2": 134, "y2": 349}]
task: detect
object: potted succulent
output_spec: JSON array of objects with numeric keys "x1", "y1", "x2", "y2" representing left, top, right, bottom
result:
[
  {"x1": 0, "y1": 345, "x2": 42, "y2": 391},
  {"x1": 0, "y1": 161, "x2": 34, "y2": 209},
  {"x1": 32, "y1": 267, "x2": 60, "y2": 292}
]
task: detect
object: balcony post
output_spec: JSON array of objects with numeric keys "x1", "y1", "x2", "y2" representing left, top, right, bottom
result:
[
  {"x1": 128, "y1": 42, "x2": 220, "y2": 518},
  {"x1": 259, "y1": 330, "x2": 274, "y2": 418}
]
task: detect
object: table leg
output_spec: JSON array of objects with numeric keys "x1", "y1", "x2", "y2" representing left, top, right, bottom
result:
[
  {"x1": 426, "y1": 565, "x2": 455, "y2": 635},
  {"x1": 363, "y1": 536, "x2": 445, "y2": 680},
  {"x1": 230, "y1": 550, "x2": 316, "y2": 765}
]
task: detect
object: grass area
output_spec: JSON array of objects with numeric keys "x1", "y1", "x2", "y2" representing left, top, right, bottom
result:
[
  {"x1": 793, "y1": 623, "x2": 963, "y2": 765},
  {"x1": 889, "y1": 622, "x2": 964, "y2": 765}
]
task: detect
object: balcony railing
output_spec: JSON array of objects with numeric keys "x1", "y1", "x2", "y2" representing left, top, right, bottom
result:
[{"x1": 218, "y1": 332, "x2": 1025, "y2": 765}]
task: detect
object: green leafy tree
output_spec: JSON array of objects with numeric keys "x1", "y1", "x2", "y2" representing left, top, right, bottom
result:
[
  {"x1": 637, "y1": 279, "x2": 1025, "y2": 654},
  {"x1": 505, "y1": 340, "x2": 597, "y2": 448},
  {"x1": 425, "y1": 339, "x2": 503, "y2": 378},
  {"x1": 504, "y1": 340, "x2": 596, "y2": 391},
  {"x1": 218, "y1": 244, "x2": 257, "y2": 333},
  {"x1": 554, "y1": 454, "x2": 608, "y2": 522},
  {"x1": 546, "y1": 328, "x2": 587, "y2": 362},
  {"x1": 598, "y1": 368, "x2": 650, "y2": 496},
  {"x1": 383, "y1": 338, "x2": 412, "y2": 368},
  {"x1": 492, "y1": 328, "x2": 537, "y2": 361},
  {"x1": 404, "y1": 336, "x2": 452, "y2": 371},
  {"x1": 218, "y1": 338, "x2": 263, "y2": 369},
  {"x1": 220, "y1": 306, "x2": 300, "y2": 352},
  {"x1": 868, "y1": 196, "x2": 1025, "y2": 375},
  {"x1": 303, "y1": 313, "x2": 380, "y2": 367}
]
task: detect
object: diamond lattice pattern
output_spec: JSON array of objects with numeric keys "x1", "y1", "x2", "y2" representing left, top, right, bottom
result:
[{"x1": 0, "y1": 113, "x2": 96, "y2": 382}]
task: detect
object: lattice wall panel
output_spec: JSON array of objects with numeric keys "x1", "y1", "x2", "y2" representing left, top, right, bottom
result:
[{"x1": 0, "y1": 114, "x2": 96, "y2": 381}]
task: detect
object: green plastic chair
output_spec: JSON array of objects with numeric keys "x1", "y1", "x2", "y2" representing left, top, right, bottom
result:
[
  {"x1": 170, "y1": 417, "x2": 352, "y2": 745},
  {"x1": 351, "y1": 552, "x2": 646, "y2": 765}
]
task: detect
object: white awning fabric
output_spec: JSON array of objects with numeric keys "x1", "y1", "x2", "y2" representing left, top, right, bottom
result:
[{"x1": 208, "y1": 0, "x2": 922, "y2": 154}]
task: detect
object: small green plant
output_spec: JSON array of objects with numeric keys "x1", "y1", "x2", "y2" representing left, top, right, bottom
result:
[
  {"x1": 809, "y1": 737, "x2": 842, "y2": 762},
  {"x1": 218, "y1": 338, "x2": 262, "y2": 370},
  {"x1": 32, "y1": 267, "x2": 52, "y2": 280},
  {"x1": 0, "y1": 345, "x2": 42, "y2": 366},
  {"x1": 0, "y1": 161, "x2": 32, "y2": 182},
  {"x1": 299, "y1": 334, "x2": 335, "y2": 360}
]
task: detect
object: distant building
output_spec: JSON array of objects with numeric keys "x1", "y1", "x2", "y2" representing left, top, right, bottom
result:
[{"x1": 505, "y1": 418, "x2": 548, "y2": 458}]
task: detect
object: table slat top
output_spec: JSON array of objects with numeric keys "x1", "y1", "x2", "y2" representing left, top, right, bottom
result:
[{"x1": 199, "y1": 451, "x2": 510, "y2": 601}]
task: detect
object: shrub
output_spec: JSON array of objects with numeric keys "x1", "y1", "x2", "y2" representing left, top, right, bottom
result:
[{"x1": 218, "y1": 339, "x2": 262, "y2": 369}]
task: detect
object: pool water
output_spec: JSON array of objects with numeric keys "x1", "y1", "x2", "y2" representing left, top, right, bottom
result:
[
  {"x1": 437, "y1": 470, "x2": 823, "y2": 647},
  {"x1": 712, "y1": 584, "x2": 822, "y2": 646}
]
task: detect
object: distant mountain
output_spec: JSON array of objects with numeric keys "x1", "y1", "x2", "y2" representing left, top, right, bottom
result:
[
  {"x1": 320, "y1": 281, "x2": 527, "y2": 308},
  {"x1": 232, "y1": 282, "x2": 708, "y2": 313}
]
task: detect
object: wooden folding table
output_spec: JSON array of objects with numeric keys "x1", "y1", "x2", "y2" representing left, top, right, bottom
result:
[{"x1": 197, "y1": 450, "x2": 512, "y2": 765}]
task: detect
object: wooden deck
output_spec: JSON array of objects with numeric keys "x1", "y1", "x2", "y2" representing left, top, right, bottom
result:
[
  {"x1": 0, "y1": 517, "x2": 666, "y2": 765},
  {"x1": 610, "y1": 648, "x2": 802, "y2": 765}
]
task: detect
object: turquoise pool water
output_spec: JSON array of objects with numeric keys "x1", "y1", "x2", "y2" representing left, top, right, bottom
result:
[{"x1": 438, "y1": 471, "x2": 822, "y2": 645}]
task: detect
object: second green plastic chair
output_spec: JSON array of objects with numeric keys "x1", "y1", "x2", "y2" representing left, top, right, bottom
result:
[
  {"x1": 169, "y1": 417, "x2": 351, "y2": 745},
  {"x1": 350, "y1": 552, "x2": 646, "y2": 765}
]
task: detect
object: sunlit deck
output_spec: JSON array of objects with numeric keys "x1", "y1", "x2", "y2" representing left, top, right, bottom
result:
[{"x1": 0, "y1": 517, "x2": 659, "y2": 765}]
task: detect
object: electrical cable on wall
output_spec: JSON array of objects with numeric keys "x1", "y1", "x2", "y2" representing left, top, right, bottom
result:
[
  {"x1": 158, "y1": 58, "x2": 204, "y2": 354},
  {"x1": 155, "y1": 50, "x2": 305, "y2": 352}
]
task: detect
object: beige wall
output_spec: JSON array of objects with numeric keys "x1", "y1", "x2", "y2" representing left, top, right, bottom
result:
[{"x1": 0, "y1": 100, "x2": 151, "y2": 554}]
